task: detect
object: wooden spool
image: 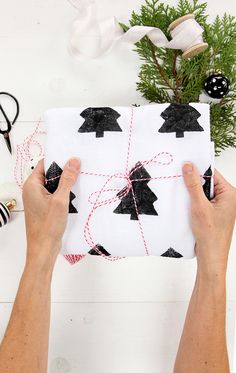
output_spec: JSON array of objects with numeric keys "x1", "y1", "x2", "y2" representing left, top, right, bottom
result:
[{"x1": 168, "y1": 14, "x2": 208, "y2": 59}]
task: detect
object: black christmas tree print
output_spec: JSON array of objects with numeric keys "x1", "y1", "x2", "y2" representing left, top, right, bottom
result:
[
  {"x1": 161, "y1": 248, "x2": 183, "y2": 258},
  {"x1": 158, "y1": 103, "x2": 204, "y2": 138},
  {"x1": 78, "y1": 107, "x2": 122, "y2": 138},
  {"x1": 88, "y1": 244, "x2": 111, "y2": 256},
  {"x1": 45, "y1": 162, "x2": 78, "y2": 213},
  {"x1": 203, "y1": 166, "x2": 212, "y2": 200},
  {"x1": 113, "y1": 162, "x2": 158, "y2": 220}
]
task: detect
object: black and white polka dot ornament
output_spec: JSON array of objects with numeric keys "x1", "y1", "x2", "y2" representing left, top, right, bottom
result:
[{"x1": 204, "y1": 73, "x2": 230, "y2": 99}]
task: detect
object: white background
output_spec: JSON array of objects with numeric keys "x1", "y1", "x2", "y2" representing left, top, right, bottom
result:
[{"x1": 0, "y1": 1, "x2": 236, "y2": 372}]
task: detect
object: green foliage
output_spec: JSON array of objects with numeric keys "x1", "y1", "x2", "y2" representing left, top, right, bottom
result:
[
  {"x1": 211, "y1": 103, "x2": 236, "y2": 155},
  {"x1": 123, "y1": 0, "x2": 236, "y2": 155}
]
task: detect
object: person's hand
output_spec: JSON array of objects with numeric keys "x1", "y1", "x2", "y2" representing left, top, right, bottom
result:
[
  {"x1": 23, "y1": 158, "x2": 81, "y2": 269},
  {"x1": 182, "y1": 162, "x2": 236, "y2": 279}
]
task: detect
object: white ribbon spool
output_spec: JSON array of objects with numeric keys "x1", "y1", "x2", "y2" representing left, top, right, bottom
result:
[
  {"x1": 68, "y1": 1, "x2": 208, "y2": 59},
  {"x1": 168, "y1": 14, "x2": 208, "y2": 58}
]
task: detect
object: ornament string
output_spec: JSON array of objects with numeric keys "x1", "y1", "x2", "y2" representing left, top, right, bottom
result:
[
  {"x1": 45, "y1": 107, "x2": 213, "y2": 261},
  {"x1": 67, "y1": 0, "x2": 207, "y2": 59}
]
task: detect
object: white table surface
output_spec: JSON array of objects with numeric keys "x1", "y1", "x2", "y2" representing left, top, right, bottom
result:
[{"x1": 0, "y1": 1, "x2": 236, "y2": 372}]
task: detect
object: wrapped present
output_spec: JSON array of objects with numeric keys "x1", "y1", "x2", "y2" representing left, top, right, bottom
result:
[{"x1": 44, "y1": 103, "x2": 214, "y2": 263}]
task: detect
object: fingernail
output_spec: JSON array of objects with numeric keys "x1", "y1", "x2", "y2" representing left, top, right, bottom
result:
[
  {"x1": 66, "y1": 158, "x2": 80, "y2": 172},
  {"x1": 183, "y1": 162, "x2": 193, "y2": 175}
]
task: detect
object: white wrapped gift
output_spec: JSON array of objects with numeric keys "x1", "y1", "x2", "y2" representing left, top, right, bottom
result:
[{"x1": 44, "y1": 103, "x2": 214, "y2": 261}]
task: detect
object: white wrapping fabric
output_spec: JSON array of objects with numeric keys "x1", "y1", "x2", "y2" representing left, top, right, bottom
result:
[{"x1": 44, "y1": 103, "x2": 214, "y2": 259}]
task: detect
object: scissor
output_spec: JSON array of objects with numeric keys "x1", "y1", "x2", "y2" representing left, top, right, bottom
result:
[{"x1": 0, "y1": 92, "x2": 20, "y2": 154}]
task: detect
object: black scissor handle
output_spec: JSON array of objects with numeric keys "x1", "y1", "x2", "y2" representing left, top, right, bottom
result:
[{"x1": 0, "y1": 92, "x2": 20, "y2": 133}]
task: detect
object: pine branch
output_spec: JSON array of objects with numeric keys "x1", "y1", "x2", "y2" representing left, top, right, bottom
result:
[
  {"x1": 171, "y1": 51, "x2": 182, "y2": 102},
  {"x1": 148, "y1": 40, "x2": 176, "y2": 94},
  {"x1": 210, "y1": 103, "x2": 236, "y2": 155},
  {"x1": 122, "y1": 0, "x2": 236, "y2": 155}
]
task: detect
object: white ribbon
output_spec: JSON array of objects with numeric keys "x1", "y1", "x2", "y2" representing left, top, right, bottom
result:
[{"x1": 68, "y1": 0, "x2": 205, "y2": 59}]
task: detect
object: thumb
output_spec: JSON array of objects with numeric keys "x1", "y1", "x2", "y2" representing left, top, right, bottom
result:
[
  {"x1": 55, "y1": 158, "x2": 81, "y2": 199},
  {"x1": 182, "y1": 162, "x2": 207, "y2": 205},
  {"x1": 29, "y1": 158, "x2": 45, "y2": 184}
]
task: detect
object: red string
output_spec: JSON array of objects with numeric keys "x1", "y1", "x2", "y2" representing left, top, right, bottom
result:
[
  {"x1": 14, "y1": 119, "x2": 46, "y2": 189},
  {"x1": 45, "y1": 107, "x2": 213, "y2": 261},
  {"x1": 81, "y1": 108, "x2": 180, "y2": 261},
  {"x1": 64, "y1": 254, "x2": 85, "y2": 264}
]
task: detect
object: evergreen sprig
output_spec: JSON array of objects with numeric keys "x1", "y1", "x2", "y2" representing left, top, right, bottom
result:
[{"x1": 122, "y1": 0, "x2": 236, "y2": 155}]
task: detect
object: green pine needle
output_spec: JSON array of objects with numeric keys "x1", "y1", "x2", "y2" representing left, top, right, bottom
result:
[{"x1": 123, "y1": 0, "x2": 236, "y2": 155}]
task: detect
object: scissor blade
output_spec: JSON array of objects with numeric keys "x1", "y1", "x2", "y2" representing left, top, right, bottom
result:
[{"x1": 4, "y1": 133, "x2": 12, "y2": 154}]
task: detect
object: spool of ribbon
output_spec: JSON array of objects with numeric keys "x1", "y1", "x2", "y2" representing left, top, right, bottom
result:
[
  {"x1": 68, "y1": 1, "x2": 208, "y2": 59},
  {"x1": 0, "y1": 199, "x2": 16, "y2": 227}
]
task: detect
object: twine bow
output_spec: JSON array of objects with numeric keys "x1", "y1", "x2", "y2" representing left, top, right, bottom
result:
[{"x1": 82, "y1": 151, "x2": 184, "y2": 260}]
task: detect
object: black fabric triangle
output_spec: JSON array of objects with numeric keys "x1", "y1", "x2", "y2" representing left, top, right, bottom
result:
[
  {"x1": 203, "y1": 166, "x2": 212, "y2": 200},
  {"x1": 88, "y1": 244, "x2": 111, "y2": 256},
  {"x1": 45, "y1": 161, "x2": 78, "y2": 214},
  {"x1": 161, "y1": 248, "x2": 183, "y2": 258}
]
